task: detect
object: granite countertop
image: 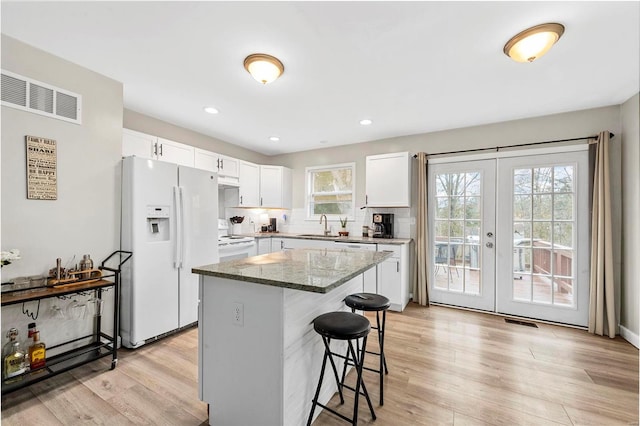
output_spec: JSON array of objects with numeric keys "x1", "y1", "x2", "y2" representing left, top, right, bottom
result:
[
  {"x1": 248, "y1": 232, "x2": 411, "y2": 245},
  {"x1": 193, "y1": 248, "x2": 392, "y2": 293}
]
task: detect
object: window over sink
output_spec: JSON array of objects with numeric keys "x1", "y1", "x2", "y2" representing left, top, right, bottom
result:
[{"x1": 306, "y1": 162, "x2": 355, "y2": 220}]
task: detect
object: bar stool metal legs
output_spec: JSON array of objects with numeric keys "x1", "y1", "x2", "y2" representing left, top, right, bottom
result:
[
  {"x1": 307, "y1": 311, "x2": 376, "y2": 425},
  {"x1": 342, "y1": 293, "x2": 391, "y2": 406}
]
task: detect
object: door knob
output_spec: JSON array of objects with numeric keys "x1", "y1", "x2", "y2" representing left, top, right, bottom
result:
[
  {"x1": 487, "y1": 232, "x2": 493, "y2": 238},
  {"x1": 486, "y1": 242, "x2": 494, "y2": 248}
]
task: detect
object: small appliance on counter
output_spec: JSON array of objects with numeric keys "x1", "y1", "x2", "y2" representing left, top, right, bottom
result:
[{"x1": 372, "y1": 213, "x2": 394, "y2": 238}]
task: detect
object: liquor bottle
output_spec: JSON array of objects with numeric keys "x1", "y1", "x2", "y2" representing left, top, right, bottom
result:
[
  {"x1": 29, "y1": 331, "x2": 46, "y2": 370},
  {"x1": 3, "y1": 328, "x2": 26, "y2": 381}
]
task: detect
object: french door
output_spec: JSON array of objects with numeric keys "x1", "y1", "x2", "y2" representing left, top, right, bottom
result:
[{"x1": 428, "y1": 148, "x2": 590, "y2": 326}]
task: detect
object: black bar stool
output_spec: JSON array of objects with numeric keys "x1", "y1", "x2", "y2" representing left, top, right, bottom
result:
[
  {"x1": 307, "y1": 311, "x2": 376, "y2": 426},
  {"x1": 342, "y1": 293, "x2": 390, "y2": 405}
]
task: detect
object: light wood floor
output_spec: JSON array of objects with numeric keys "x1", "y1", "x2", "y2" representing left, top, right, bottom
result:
[{"x1": 1, "y1": 304, "x2": 638, "y2": 425}]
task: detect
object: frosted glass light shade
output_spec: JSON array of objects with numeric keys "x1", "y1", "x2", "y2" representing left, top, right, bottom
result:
[
  {"x1": 504, "y1": 23, "x2": 565, "y2": 63},
  {"x1": 244, "y1": 54, "x2": 284, "y2": 84}
]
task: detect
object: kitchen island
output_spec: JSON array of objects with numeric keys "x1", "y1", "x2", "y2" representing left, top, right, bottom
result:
[{"x1": 193, "y1": 248, "x2": 392, "y2": 426}]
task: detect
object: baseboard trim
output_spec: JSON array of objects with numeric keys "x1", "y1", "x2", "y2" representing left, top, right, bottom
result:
[{"x1": 619, "y1": 325, "x2": 639, "y2": 348}]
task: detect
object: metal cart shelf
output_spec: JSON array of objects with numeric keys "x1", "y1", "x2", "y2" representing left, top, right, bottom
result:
[{"x1": 1, "y1": 251, "x2": 131, "y2": 394}]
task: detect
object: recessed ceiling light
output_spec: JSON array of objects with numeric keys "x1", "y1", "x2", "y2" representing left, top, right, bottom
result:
[
  {"x1": 504, "y1": 23, "x2": 565, "y2": 63},
  {"x1": 359, "y1": 119, "x2": 373, "y2": 126},
  {"x1": 269, "y1": 136, "x2": 280, "y2": 142},
  {"x1": 319, "y1": 140, "x2": 328, "y2": 144},
  {"x1": 203, "y1": 106, "x2": 219, "y2": 114}
]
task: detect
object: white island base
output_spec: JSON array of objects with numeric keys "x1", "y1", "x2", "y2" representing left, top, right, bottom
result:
[{"x1": 198, "y1": 275, "x2": 363, "y2": 426}]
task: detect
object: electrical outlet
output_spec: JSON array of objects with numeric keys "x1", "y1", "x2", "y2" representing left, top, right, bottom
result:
[{"x1": 232, "y1": 302, "x2": 244, "y2": 326}]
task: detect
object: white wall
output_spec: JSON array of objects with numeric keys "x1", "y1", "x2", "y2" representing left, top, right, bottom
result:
[
  {"x1": 123, "y1": 109, "x2": 270, "y2": 165},
  {"x1": 620, "y1": 93, "x2": 640, "y2": 344},
  {"x1": 1, "y1": 35, "x2": 123, "y2": 352}
]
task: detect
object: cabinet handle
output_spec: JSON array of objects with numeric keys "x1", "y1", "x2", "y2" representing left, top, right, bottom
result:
[
  {"x1": 159, "y1": 143, "x2": 163, "y2": 156},
  {"x1": 280, "y1": 241, "x2": 284, "y2": 250},
  {"x1": 397, "y1": 261, "x2": 399, "y2": 273},
  {"x1": 220, "y1": 159, "x2": 224, "y2": 169},
  {"x1": 260, "y1": 197, "x2": 263, "y2": 206},
  {"x1": 153, "y1": 142, "x2": 158, "y2": 156},
  {"x1": 217, "y1": 158, "x2": 220, "y2": 169},
  {"x1": 240, "y1": 195, "x2": 243, "y2": 205},
  {"x1": 366, "y1": 195, "x2": 368, "y2": 205}
]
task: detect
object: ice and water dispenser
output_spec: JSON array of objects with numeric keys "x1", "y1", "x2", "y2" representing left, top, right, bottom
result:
[{"x1": 146, "y1": 205, "x2": 170, "y2": 242}]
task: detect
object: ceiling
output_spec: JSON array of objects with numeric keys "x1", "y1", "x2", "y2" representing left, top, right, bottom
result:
[{"x1": 2, "y1": 2, "x2": 639, "y2": 156}]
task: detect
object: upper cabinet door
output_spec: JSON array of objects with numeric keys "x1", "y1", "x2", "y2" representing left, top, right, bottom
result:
[
  {"x1": 260, "y1": 165, "x2": 292, "y2": 208},
  {"x1": 238, "y1": 161, "x2": 260, "y2": 207},
  {"x1": 122, "y1": 129, "x2": 157, "y2": 159},
  {"x1": 194, "y1": 148, "x2": 219, "y2": 172},
  {"x1": 218, "y1": 155, "x2": 239, "y2": 178},
  {"x1": 365, "y1": 152, "x2": 411, "y2": 207},
  {"x1": 157, "y1": 137, "x2": 195, "y2": 168}
]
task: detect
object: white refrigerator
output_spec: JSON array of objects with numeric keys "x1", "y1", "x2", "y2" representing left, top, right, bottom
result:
[{"x1": 120, "y1": 156, "x2": 218, "y2": 348}]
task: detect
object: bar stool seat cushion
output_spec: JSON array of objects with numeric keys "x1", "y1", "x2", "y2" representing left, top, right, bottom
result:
[
  {"x1": 313, "y1": 312, "x2": 370, "y2": 340},
  {"x1": 344, "y1": 293, "x2": 391, "y2": 311}
]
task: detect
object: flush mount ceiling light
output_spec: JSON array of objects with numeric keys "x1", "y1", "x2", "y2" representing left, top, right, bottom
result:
[
  {"x1": 203, "y1": 106, "x2": 219, "y2": 114},
  {"x1": 269, "y1": 136, "x2": 280, "y2": 142},
  {"x1": 504, "y1": 23, "x2": 565, "y2": 63},
  {"x1": 244, "y1": 53, "x2": 284, "y2": 84},
  {"x1": 359, "y1": 119, "x2": 373, "y2": 126}
]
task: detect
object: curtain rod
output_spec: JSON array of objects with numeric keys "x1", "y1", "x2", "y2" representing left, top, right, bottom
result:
[{"x1": 412, "y1": 132, "x2": 615, "y2": 158}]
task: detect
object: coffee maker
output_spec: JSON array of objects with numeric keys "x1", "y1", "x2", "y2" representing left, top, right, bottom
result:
[{"x1": 372, "y1": 213, "x2": 394, "y2": 238}]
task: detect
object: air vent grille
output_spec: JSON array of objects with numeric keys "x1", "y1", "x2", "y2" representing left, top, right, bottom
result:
[
  {"x1": 29, "y1": 83, "x2": 54, "y2": 113},
  {"x1": 1, "y1": 73, "x2": 27, "y2": 106},
  {"x1": 56, "y1": 92, "x2": 78, "y2": 120},
  {"x1": 1, "y1": 69, "x2": 81, "y2": 124}
]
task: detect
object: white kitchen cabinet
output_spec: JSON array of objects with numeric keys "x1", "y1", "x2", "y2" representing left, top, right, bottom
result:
[
  {"x1": 365, "y1": 152, "x2": 411, "y2": 207},
  {"x1": 335, "y1": 242, "x2": 377, "y2": 294},
  {"x1": 156, "y1": 137, "x2": 194, "y2": 167},
  {"x1": 194, "y1": 148, "x2": 240, "y2": 185},
  {"x1": 377, "y1": 243, "x2": 410, "y2": 312},
  {"x1": 122, "y1": 129, "x2": 194, "y2": 167},
  {"x1": 257, "y1": 238, "x2": 271, "y2": 255},
  {"x1": 238, "y1": 161, "x2": 260, "y2": 207},
  {"x1": 122, "y1": 128, "x2": 156, "y2": 159},
  {"x1": 260, "y1": 165, "x2": 292, "y2": 208}
]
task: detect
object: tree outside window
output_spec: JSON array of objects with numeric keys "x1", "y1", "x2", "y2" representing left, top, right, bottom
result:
[{"x1": 306, "y1": 163, "x2": 355, "y2": 219}]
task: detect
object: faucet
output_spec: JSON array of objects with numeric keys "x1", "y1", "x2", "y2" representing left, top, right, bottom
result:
[{"x1": 319, "y1": 214, "x2": 330, "y2": 236}]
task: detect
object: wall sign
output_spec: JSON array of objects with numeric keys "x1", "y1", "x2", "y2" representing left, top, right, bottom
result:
[{"x1": 26, "y1": 135, "x2": 57, "y2": 200}]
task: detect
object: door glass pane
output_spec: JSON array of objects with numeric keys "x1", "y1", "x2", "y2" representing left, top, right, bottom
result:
[
  {"x1": 513, "y1": 222, "x2": 531, "y2": 240},
  {"x1": 513, "y1": 195, "x2": 531, "y2": 219},
  {"x1": 436, "y1": 197, "x2": 449, "y2": 219},
  {"x1": 513, "y1": 274, "x2": 531, "y2": 301},
  {"x1": 532, "y1": 275, "x2": 552, "y2": 304},
  {"x1": 512, "y1": 164, "x2": 578, "y2": 308},
  {"x1": 450, "y1": 197, "x2": 465, "y2": 219},
  {"x1": 533, "y1": 167, "x2": 553, "y2": 192},
  {"x1": 533, "y1": 195, "x2": 552, "y2": 219},
  {"x1": 554, "y1": 223, "x2": 573, "y2": 248},
  {"x1": 553, "y1": 194, "x2": 573, "y2": 220},
  {"x1": 466, "y1": 172, "x2": 481, "y2": 195},
  {"x1": 514, "y1": 169, "x2": 532, "y2": 193},
  {"x1": 465, "y1": 197, "x2": 480, "y2": 219},
  {"x1": 554, "y1": 166, "x2": 574, "y2": 192},
  {"x1": 433, "y1": 169, "x2": 484, "y2": 297}
]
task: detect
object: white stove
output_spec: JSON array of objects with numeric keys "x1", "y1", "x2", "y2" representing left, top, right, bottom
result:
[{"x1": 218, "y1": 219, "x2": 256, "y2": 261}]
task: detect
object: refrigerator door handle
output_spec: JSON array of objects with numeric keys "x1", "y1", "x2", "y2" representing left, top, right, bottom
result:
[
  {"x1": 174, "y1": 185, "x2": 182, "y2": 268},
  {"x1": 178, "y1": 186, "x2": 185, "y2": 268}
]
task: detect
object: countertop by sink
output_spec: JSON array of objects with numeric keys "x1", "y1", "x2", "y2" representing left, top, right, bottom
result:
[{"x1": 246, "y1": 232, "x2": 411, "y2": 245}]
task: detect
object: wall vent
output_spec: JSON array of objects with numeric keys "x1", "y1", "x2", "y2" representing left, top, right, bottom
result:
[{"x1": 1, "y1": 69, "x2": 82, "y2": 124}]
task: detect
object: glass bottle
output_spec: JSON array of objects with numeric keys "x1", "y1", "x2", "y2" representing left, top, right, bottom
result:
[
  {"x1": 3, "y1": 328, "x2": 26, "y2": 381},
  {"x1": 29, "y1": 331, "x2": 46, "y2": 370}
]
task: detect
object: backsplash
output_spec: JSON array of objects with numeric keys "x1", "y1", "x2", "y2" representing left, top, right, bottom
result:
[{"x1": 223, "y1": 206, "x2": 415, "y2": 239}]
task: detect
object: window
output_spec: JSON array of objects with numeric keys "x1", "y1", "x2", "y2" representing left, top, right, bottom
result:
[{"x1": 306, "y1": 163, "x2": 355, "y2": 219}]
